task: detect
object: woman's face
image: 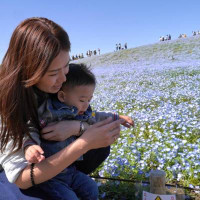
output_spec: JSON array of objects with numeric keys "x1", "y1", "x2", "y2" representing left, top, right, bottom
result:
[{"x1": 35, "y1": 50, "x2": 70, "y2": 93}]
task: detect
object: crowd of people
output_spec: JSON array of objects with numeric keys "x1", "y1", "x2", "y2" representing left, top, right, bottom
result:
[
  {"x1": 86, "y1": 48, "x2": 101, "y2": 57},
  {"x1": 115, "y1": 42, "x2": 127, "y2": 51},
  {"x1": 192, "y1": 30, "x2": 200, "y2": 36},
  {"x1": 159, "y1": 34, "x2": 172, "y2": 41},
  {"x1": 71, "y1": 48, "x2": 101, "y2": 61},
  {"x1": 71, "y1": 43, "x2": 129, "y2": 61},
  {"x1": 160, "y1": 30, "x2": 200, "y2": 42},
  {"x1": 64, "y1": 29, "x2": 200, "y2": 62},
  {"x1": 178, "y1": 33, "x2": 187, "y2": 38},
  {"x1": 71, "y1": 53, "x2": 84, "y2": 60}
]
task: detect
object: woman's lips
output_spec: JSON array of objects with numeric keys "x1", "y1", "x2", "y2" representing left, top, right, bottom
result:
[{"x1": 54, "y1": 85, "x2": 62, "y2": 90}]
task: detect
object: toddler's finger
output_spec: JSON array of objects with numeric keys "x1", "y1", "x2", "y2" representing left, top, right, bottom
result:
[
  {"x1": 41, "y1": 126, "x2": 53, "y2": 134},
  {"x1": 125, "y1": 123, "x2": 131, "y2": 128},
  {"x1": 30, "y1": 149, "x2": 43, "y2": 161},
  {"x1": 38, "y1": 155, "x2": 45, "y2": 162},
  {"x1": 41, "y1": 132, "x2": 56, "y2": 140},
  {"x1": 34, "y1": 145, "x2": 44, "y2": 155}
]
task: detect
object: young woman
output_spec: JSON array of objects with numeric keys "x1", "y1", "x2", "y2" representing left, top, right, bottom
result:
[{"x1": 0, "y1": 17, "x2": 123, "y2": 199}]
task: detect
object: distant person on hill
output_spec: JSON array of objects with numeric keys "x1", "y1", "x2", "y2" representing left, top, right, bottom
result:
[
  {"x1": 23, "y1": 63, "x2": 134, "y2": 199},
  {"x1": 192, "y1": 31, "x2": 196, "y2": 36},
  {"x1": 124, "y1": 43, "x2": 127, "y2": 49},
  {"x1": 116, "y1": 43, "x2": 118, "y2": 51},
  {"x1": 98, "y1": 48, "x2": 100, "y2": 55},
  {"x1": 165, "y1": 35, "x2": 169, "y2": 41},
  {"x1": 119, "y1": 43, "x2": 121, "y2": 50},
  {"x1": 183, "y1": 34, "x2": 187, "y2": 38},
  {"x1": 178, "y1": 34, "x2": 182, "y2": 38}
]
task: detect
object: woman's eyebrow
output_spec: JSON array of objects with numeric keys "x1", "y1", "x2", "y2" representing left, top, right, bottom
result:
[{"x1": 48, "y1": 61, "x2": 69, "y2": 73}]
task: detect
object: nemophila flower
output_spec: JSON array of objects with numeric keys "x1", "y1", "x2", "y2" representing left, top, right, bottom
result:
[
  {"x1": 138, "y1": 170, "x2": 144, "y2": 175},
  {"x1": 99, "y1": 170, "x2": 105, "y2": 177},
  {"x1": 100, "y1": 192, "x2": 106, "y2": 199},
  {"x1": 189, "y1": 184, "x2": 194, "y2": 188},
  {"x1": 195, "y1": 186, "x2": 200, "y2": 194},
  {"x1": 97, "y1": 182, "x2": 102, "y2": 187}
]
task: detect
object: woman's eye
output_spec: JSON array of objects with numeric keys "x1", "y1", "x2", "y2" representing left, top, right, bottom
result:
[
  {"x1": 49, "y1": 74, "x2": 57, "y2": 77},
  {"x1": 80, "y1": 100, "x2": 84, "y2": 102}
]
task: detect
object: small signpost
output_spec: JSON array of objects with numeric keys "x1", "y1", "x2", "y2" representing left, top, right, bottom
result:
[
  {"x1": 143, "y1": 191, "x2": 176, "y2": 200},
  {"x1": 142, "y1": 170, "x2": 177, "y2": 200}
]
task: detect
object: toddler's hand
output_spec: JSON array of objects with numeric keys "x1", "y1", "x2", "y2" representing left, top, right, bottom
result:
[
  {"x1": 24, "y1": 145, "x2": 45, "y2": 163},
  {"x1": 119, "y1": 115, "x2": 134, "y2": 128}
]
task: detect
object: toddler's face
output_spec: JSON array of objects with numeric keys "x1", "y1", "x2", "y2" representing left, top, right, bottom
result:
[{"x1": 61, "y1": 84, "x2": 95, "y2": 115}]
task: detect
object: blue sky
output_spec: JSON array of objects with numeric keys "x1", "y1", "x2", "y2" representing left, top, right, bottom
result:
[{"x1": 1, "y1": 0, "x2": 200, "y2": 62}]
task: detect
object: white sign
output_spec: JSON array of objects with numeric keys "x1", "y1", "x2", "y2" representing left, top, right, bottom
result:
[{"x1": 143, "y1": 191, "x2": 176, "y2": 200}]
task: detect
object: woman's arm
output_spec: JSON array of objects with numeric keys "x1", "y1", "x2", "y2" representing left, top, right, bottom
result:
[
  {"x1": 15, "y1": 136, "x2": 89, "y2": 189},
  {"x1": 15, "y1": 118, "x2": 124, "y2": 189}
]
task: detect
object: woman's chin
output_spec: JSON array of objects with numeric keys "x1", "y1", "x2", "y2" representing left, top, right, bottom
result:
[{"x1": 51, "y1": 87, "x2": 61, "y2": 93}]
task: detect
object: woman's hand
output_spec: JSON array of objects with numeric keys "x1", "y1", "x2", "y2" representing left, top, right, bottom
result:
[
  {"x1": 80, "y1": 117, "x2": 125, "y2": 150},
  {"x1": 15, "y1": 117, "x2": 124, "y2": 189},
  {"x1": 41, "y1": 120, "x2": 82, "y2": 141}
]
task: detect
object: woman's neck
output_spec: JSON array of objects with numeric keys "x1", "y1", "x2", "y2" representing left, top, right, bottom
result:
[{"x1": 33, "y1": 86, "x2": 49, "y2": 107}]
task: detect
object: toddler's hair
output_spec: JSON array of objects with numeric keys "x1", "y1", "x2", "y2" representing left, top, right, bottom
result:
[{"x1": 62, "y1": 63, "x2": 96, "y2": 89}]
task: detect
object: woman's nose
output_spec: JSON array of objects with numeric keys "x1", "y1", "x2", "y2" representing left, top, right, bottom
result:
[{"x1": 61, "y1": 73, "x2": 66, "y2": 83}]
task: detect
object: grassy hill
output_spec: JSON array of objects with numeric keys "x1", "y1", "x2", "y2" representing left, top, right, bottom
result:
[{"x1": 73, "y1": 35, "x2": 200, "y2": 67}]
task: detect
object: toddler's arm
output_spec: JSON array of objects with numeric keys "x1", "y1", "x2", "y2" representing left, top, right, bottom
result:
[
  {"x1": 93, "y1": 111, "x2": 119, "y2": 122},
  {"x1": 94, "y1": 111, "x2": 134, "y2": 128},
  {"x1": 24, "y1": 120, "x2": 43, "y2": 163}
]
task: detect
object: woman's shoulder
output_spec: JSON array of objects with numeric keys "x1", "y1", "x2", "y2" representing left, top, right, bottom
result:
[{"x1": 0, "y1": 139, "x2": 28, "y2": 183}]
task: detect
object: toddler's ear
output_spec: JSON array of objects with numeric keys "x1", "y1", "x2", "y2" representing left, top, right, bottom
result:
[{"x1": 57, "y1": 91, "x2": 65, "y2": 102}]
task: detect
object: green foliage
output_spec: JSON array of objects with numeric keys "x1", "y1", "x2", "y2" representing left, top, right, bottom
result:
[{"x1": 98, "y1": 181, "x2": 149, "y2": 200}]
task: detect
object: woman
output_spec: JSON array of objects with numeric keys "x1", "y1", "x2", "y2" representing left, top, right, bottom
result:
[{"x1": 0, "y1": 17, "x2": 123, "y2": 199}]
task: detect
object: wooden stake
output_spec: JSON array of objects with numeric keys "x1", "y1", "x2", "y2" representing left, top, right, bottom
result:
[{"x1": 150, "y1": 170, "x2": 166, "y2": 195}]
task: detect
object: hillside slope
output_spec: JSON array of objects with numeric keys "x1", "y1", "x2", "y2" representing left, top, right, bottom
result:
[{"x1": 73, "y1": 35, "x2": 200, "y2": 67}]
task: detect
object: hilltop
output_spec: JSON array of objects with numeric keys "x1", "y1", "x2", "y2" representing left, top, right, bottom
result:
[{"x1": 72, "y1": 35, "x2": 200, "y2": 68}]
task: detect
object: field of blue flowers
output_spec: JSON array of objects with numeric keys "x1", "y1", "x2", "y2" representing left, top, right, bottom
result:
[{"x1": 90, "y1": 61, "x2": 200, "y2": 198}]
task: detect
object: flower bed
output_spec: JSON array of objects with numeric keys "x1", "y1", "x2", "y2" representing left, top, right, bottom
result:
[{"x1": 91, "y1": 63, "x2": 200, "y2": 199}]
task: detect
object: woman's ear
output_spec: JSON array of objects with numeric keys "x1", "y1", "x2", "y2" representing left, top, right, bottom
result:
[{"x1": 57, "y1": 91, "x2": 65, "y2": 102}]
